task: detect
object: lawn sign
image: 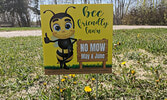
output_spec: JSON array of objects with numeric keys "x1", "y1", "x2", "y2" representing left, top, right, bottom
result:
[{"x1": 40, "y1": 4, "x2": 113, "y2": 75}]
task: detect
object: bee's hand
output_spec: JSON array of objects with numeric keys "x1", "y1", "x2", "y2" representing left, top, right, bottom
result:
[{"x1": 44, "y1": 33, "x2": 50, "y2": 43}]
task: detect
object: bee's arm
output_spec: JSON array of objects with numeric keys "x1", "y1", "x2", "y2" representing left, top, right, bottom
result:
[
  {"x1": 44, "y1": 33, "x2": 58, "y2": 43},
  {"x1": 50, "y1": 39, "x2": 58, "y2": 42},
  {"x1": 70, "y1": 38, "x2": 77, "y2": 44}
]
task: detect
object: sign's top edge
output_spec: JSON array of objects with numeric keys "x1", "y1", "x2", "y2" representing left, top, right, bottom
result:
[{"x1": 40, "y1": 4, "x2": 113, "y2": 6}]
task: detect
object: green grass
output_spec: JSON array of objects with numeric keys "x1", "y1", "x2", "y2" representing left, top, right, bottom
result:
[
  {"x1": 0, "y1": 27, "x2": 41, "y2": 31},
  {"x1": 0, "y1": 28, "x2": 167, "y2": 99},
  {"x1": 113, "y1": 28, "x2": 167, "y2": 54}
]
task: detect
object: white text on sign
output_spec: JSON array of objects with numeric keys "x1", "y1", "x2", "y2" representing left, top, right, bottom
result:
[{"x1": 80, "y1": 43, "x2": 105, "y2": 52}]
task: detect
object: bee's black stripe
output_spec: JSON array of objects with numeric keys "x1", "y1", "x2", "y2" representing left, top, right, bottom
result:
[
  {"x1": 57, "y1": 50, "x2": 73, "y2": 58},
  {"x1": 57, "y1": 58, "x2": 72, "y2": 63}
]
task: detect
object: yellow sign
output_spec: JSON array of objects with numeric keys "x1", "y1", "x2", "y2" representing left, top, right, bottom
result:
[{"x1": 40, "y1": 4, "x2": 113, "y2": 75}]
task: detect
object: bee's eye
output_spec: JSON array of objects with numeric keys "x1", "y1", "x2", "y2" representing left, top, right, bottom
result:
[
  {"x1": 53, "y1": 24, "x2": 61, "y2": 31},
  {"x1": 65, "y1": 22, "x2": 72, "y2": 30}
]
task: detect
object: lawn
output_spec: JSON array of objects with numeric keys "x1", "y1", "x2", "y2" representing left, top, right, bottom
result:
[
  {"x1": 0, "y1": 28, "x2": 167, "y2": 99},
  {"x1": 0, "y1": 27, "x2": 41, "y2": 31}
]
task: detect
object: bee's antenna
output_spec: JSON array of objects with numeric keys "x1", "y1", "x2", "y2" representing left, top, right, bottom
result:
[
  {"x1": 65, "y1": 6, "x2": 76, "y2": 14},
  {"x1": 43, "y1": 10, "x2": 55, "y2": 15}
]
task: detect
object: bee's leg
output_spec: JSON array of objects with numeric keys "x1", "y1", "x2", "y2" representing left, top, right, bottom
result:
[
  {"x1": 62, "y1": 49, "x2": 66, "y2": 69},
  {"x1": 60, "y1": 62, "x2": 63, "y2": 69},
  {"x1": 62, "y1": 49, "x2": 65, "y2": 63},
  {"x1": 62, "y1": 49, "x2": 69, "y2": 70},
  {"x1": 62, "y1": 50, "x2": 66, "y2": 63},
  {"x1": 64, "y1": 63, "x2": 69, "y2": 70}
]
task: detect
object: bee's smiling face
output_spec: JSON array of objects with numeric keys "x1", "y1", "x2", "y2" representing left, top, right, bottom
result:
[{"x1": 51, "y1": 17, "x2": 75, "y2": 39}]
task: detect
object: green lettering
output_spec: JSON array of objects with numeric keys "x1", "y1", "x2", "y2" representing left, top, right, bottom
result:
[
  {"x1": 77, "y1": 19, "x2": 82, "y2": 29},
  {"x1": 83, "y1": 6, "x2": 89, "y2": 18},
  {"x1": 91, "y1": 10, "x2": 96, "y2": 17},
  {"x1": 97, "y1": 10, "x2": 104, "y2": 17}
]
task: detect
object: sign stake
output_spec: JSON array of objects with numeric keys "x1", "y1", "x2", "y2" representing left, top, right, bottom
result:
[
  {"x1": 96, "y1": 74, "x2": 98, "y2": 100},
  {"x1": 58, "y1": 75, "x2": 61, "y2": 100}
]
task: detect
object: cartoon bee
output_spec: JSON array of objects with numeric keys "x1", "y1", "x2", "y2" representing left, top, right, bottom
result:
[{"x1": 43, "y1": 6, "x2": 77, "y2": 69}]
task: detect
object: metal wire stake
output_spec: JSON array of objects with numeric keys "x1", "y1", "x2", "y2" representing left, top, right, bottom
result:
[
  {"x1": 58, "y1": 75, "x2": 61, "y2": 100},
  {"x1": 96, "y1": 74, "x2": 98, "y2": 100}
]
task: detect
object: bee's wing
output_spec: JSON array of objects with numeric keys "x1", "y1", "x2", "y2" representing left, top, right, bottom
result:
[
  {"x1": 70, "y1": 35, "x2": 75, "y2": 42},
  {"x1": 51, "y1": 36, "x2": 59, "y2": 48}
]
